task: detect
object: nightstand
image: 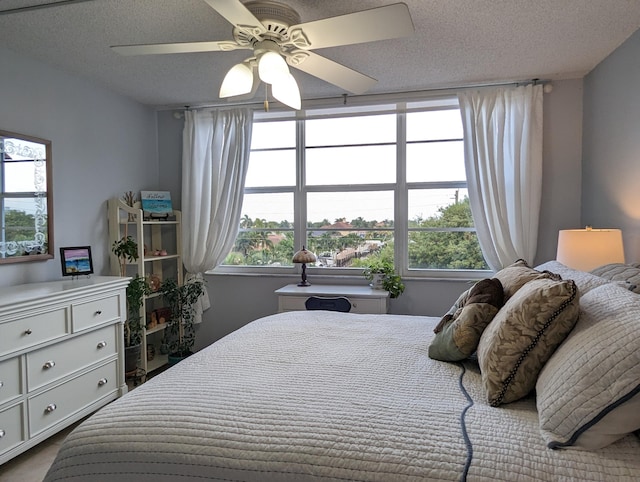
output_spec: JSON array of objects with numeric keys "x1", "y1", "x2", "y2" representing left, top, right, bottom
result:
[{"x1": 275, "y1": 284, "x2": 389, "y2": 314}]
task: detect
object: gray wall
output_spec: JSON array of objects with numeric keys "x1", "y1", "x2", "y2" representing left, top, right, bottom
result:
[
  {"x1": 171, "y1": 79, "x2": 585, "y2": 348},
  {"x1": 0, "y1": 47, "x2": 158, "y2": 286},
  {"x1": 582, "y1": 29, "x2": 640, "y2": 262},
  {"x1": 0, "y1": 45, "x2": 590, "y2": 347}
]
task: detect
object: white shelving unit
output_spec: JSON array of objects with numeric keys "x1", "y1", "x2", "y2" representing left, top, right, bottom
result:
[{"x1": 108, "y1": 197, "x2": 183, "y2": 375}]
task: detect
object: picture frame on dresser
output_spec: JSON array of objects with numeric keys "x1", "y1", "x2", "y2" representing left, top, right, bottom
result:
[{"x1": 59, "y1": 246, "x2": 94, "y2": 277}]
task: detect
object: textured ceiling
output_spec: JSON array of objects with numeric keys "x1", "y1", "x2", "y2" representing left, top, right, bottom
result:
[{"x1": 0, "y1": 0, "x2": 638, "y2": 108}]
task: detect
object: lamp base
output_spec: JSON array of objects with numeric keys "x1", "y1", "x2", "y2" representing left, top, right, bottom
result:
[{"x1": 297, "y1": 280, "x2": 311, "y2": 287}]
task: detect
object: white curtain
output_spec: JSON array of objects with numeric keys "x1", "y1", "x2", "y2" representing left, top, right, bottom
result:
[
  {"x1": 458, "y1": 84, "x2": 543, "y2": 271},
  {"x1": 181, "y1": 107, "x2": 253, "y2": 322}
]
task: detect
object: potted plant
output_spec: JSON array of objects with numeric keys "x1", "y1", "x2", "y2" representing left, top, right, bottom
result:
[
  {"x1": 112, "y1": 235, "x2": 139, "y2": 277},
  {"x1": 123, "y1": 274, "x2": 151, "y2": 373},
  {"x1": 363, "y1": 257, "x2": 405, "y2": 299},
  {"x1": 160, "y1": 277, "x2": 206, "y2": 365}
]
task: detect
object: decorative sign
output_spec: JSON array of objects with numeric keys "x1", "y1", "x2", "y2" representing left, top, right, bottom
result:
[{"x1": 141, "y1": 191, "x2": 173, "y2": 218}]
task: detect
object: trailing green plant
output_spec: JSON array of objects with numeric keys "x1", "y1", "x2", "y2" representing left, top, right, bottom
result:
[
  {"x1": 362, "y1": 257, "x2": 405, "y2": 299},
  {"x1": 124, "y1": 274, "x2": 151, "y2": 347},
  {"x1": 160, "y1": 278, "x2": 206, "y2": 358},
  {"x1": 112, "y1": 235, "x2": 139, "y2": 276}
]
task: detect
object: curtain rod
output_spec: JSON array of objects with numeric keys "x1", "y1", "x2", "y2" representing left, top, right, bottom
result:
[{"x1": 160, "y1": 78, "x2": 552, "y2": 114}]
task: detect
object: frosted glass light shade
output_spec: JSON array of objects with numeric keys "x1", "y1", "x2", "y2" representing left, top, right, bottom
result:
[
  {"x1": 556, "y1": 228, "x2": 625, "y2": 271},
  {"x1": 258, "y1": 51, "x2": 289, "y2": 85},
  {"x1": 272, "y1": 73, "x2": 301, "y2": 110},
  {"x1": 219, "y1": 63, "x2": 253, "y2": 98}
]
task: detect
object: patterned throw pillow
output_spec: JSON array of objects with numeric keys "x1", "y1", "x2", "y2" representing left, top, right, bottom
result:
[
  {"x1": 494, "y1": 259, "x2": 558, "y2": 301},
  {"x1": 477, "y1": 277, "x2": 579, "y2": 406},
  {"x1": 429, "y1": 278, "x2": 504, "y2": 362}
]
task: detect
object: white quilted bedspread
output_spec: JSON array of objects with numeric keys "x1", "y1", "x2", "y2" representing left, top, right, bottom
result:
[{"x1": 44, "y1": 311, "x2": 640, "y2": 481}]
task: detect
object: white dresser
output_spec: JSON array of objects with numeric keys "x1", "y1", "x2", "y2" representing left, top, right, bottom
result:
[
  {"x1": 0, "y1": 276, "x2": 129, "y2": 465},
  {"x1": 275, "y1": 284, "x2": 389, "y2": 314}
]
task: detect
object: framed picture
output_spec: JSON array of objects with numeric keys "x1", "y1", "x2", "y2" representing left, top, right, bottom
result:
[{"x1": 60, "y1": 246, "x2": 94, "y2": 276}]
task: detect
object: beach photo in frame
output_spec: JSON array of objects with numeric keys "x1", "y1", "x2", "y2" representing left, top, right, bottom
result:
[{"x1": 60, "y1": 246, "x2": 94, "y2": 276}]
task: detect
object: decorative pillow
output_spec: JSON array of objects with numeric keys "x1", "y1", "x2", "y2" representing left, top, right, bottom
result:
[
  {"x1": 494, "y1": 259, "x2": 558, "y2": 301},
  {"x1": 536, "y1": 260, "x2": 620, "y2": 295},
  {"x1": 429, "y1": 278, "x2": 504, "y2": 362},
  {"x1": 537, "y1": 283, "x2": 640, "y2": 450},
  {"x1": 477, "y1": 277, "x2": 579, "y2": 406},
  {"x1": 590, "y1": 263, "x2": 640, "y2": 294}
]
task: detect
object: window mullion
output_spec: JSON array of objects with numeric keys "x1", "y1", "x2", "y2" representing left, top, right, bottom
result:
[{"x1": 396, "y1": 105, "x2": 408, "y2": 277}]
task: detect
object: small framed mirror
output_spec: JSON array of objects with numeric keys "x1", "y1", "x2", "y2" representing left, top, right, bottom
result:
[{"x1": 0, "y1": 130, "x2": 53, "y2": 263}]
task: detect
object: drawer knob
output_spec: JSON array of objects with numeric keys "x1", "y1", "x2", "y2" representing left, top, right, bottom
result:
[
  {"x1": 98, "y1": 378, "x2": 108, "y2": 386},
  {"x1": 24, "y1": 329, "x2": 33, "y2": 335},
  {"x1": 96, "y1": 341, "x2": 108, "y2": 349},
  {"x1": 43, "y1": 360, "x2": 56, "y2": 369},
  {"x1": 44, "y1": 403, "x2": 57, "y2": 414},
  {"x1": 95, "y1": 310, "x2": 102, "y2": 315},
  {"x1": 0, "y1": 429, "x2": 5, "y2": 439},
  {"x1": 0, "y1": 381, "x2": 3, "y2": 388}
]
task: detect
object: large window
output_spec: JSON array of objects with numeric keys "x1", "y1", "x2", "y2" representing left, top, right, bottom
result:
[{"x1": 222, "y1": 97, "x2": 489, "y2": 276}]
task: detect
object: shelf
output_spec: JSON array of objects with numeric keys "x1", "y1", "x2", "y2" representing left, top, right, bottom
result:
[
  {"x1": 147, "y1": 353, "x2": 169, "y2": 373},
  {"x1": 143, "y1": 254, "x2": 180, "y2": 261},
  {"x1": 108, "y1": 196, "x2": 183, "y2": 380},
  {"x1": 146, "y1": 322, "x2": 167, "y2": 335}
]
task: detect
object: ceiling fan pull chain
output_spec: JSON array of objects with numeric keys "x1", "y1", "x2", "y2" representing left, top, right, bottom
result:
[{"x1": 264, "y1": 84, "x2": 269, "y2": 112}]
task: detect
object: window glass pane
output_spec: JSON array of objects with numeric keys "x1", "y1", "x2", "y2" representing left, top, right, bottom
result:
[
  {"x1": 408, "y1": 189, "x2": 470, "y2": 225},
  {"x1": 251, "y1": 120, "x2": 295, "y2": 149},
  {"x1": 1, "y1": 198, "x2": 48, "y2": 256},
  {"x1": 309, "y1": 230, "x2": 393, "y2": 268},
  {"x1": 239, "y1": 192, "x2": 294, "y2": 227},
  {"x1": 407, "y1": 110, "x2": 463, "y2": 141},
  {"x1": 407, "y1": 141, "x2": 465, "y2": 182},
  {"x1": 306, "y1": 114, "x2": 396, "y2": 146},
  {"x1": 225, "y1": 230, "x2": 294, "y2": 267},
  {"x1": 306, "y1": 145, "x2": 395, "y2": 185},
  {"x1": 245, "y1": 150, "x2": 295, "y2": 187},
  {"x1": 408, "y1": 231, "x2": 488, "y2": 270},
  {"x1": 307, "y1": 191, "x2": 394, "y2": 227},
  {"x1": 4, "y1": 160, "x2": 46, "y2": 193}
]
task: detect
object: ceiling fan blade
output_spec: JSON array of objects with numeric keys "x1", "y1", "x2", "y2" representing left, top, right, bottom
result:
[
  {"x1": 202, "y1": 0, "x2": 266, "y2": 36},
  {"x1": 288, "y1": 51, "x2": 376, "y2": 94},
  {"x1": 111, "y1": 41, "x2": 249, "y2": 56},
  {"x1": 287, "y1": 3, "x2": 414, "y2": 50}
]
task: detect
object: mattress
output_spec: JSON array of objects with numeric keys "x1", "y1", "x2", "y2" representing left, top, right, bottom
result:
[{"x1": 44, "y1": 311, "x2": 640, "y2": 481}]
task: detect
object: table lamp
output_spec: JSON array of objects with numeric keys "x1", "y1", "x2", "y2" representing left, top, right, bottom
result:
[
  {"x1": 292, "y1": 246, "x2": 317, "y2": 286},
  {"x1": 556, "y1": 226, "x2": 624, "y2": 271}
]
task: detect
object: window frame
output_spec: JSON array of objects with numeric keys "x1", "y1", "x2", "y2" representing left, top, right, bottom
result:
[{"x1": 214, "y1": 96, "x2": 490, "y2": 279}]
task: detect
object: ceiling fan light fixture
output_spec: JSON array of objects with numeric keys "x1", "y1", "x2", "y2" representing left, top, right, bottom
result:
[
  {"x1": 219, "y1": 62, "x2": 254, "y2": 98},
  {"x1": 257, "y1": 50, "x2": 289, "y2": 85},
  {"x1": 272, "y1": 72, "x2": 301, "y2": 110}
]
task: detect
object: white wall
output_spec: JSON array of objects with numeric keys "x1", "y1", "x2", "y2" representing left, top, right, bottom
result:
[
  {"x1": 0, "y1": 47, "x2": 159, "y2": 286},
  {"x1": 582, "y1": 29, "x2": 640, "y2": 262}
]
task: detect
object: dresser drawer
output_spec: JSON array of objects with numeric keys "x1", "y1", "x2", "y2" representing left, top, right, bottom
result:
[
  {"x1": 349, "y1": 297, "x2": 388, "y2": 314},
  {"x1": 27, "y1": 325, "x2": 117, "y2": 391},
  {"x1": 0, "y1": 357, "x2": 22, "y2": 405},
  {"x1": 0, "y1": 308, "x2": 68, "y2": 357},
  {"x1": 72, "y1": 295, "x2": 120, "y2": 331},
  {"x1": 0, "y1": 404, "x2": 25, "y2": 456},
  {"x1": 28, "y1": 360, "x2": 117, "y2": 437}
]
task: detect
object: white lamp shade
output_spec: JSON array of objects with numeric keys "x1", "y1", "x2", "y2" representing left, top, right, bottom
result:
[
  {"x1": 219, "y1": 63, "x2": 253, "y2": 98},
  {"x1": 258, "y1": 51, "x2": 289, "y2": 85},
  {"x1": 272, "y1": 73, "x2": 301, "y2": 110},
  {"x1": 556, "y1": 228, "x2": 625, "y2": 271}
]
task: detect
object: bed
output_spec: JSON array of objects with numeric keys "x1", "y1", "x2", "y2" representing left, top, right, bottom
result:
[{"x1": 44, "y1": 261, "x2": 640, "y2": 481}]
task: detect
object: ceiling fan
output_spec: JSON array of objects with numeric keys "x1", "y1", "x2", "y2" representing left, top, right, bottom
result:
[{"x1": 111, "y1": 0, "x2": 414, "y2": 109}]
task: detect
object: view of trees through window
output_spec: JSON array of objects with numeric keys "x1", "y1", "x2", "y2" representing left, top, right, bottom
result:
[{"x1": 223, "y1": 99, "x2": 489, "y2": 274}]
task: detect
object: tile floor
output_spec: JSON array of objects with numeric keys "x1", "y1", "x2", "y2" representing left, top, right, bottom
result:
[{"x1": 0, "y1": 422, "x2": 76, "y2": 482}]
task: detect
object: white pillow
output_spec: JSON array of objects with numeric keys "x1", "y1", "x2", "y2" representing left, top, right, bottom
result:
[
  {"x1": 534, "y1": 260, "x2": 611, "y2": 294},
  {"x1": 536, "y1": 283, "x2": 640, "y2": 449}
]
